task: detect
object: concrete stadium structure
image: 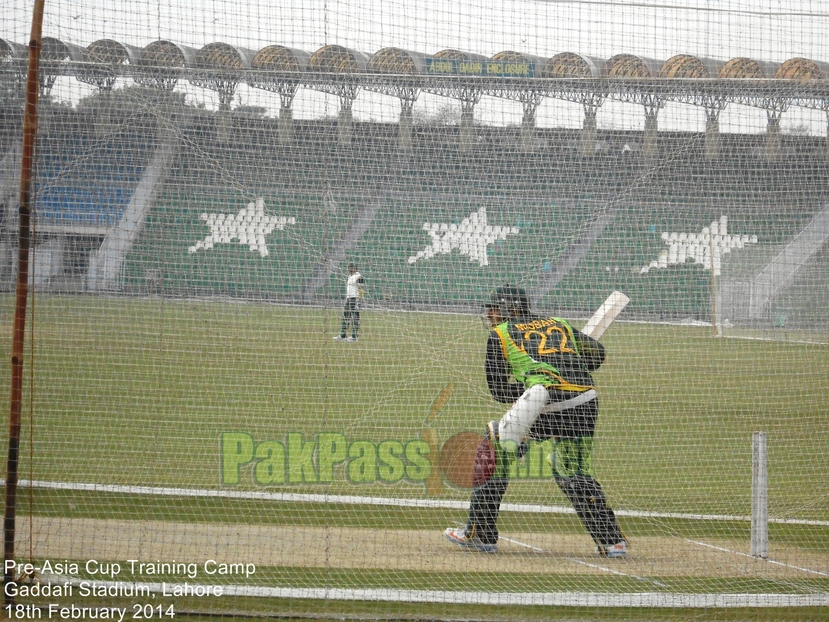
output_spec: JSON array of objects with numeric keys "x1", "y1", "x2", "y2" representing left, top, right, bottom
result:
[{"x1": 1, "y1": 38, "x2": 828, "y2": 332}]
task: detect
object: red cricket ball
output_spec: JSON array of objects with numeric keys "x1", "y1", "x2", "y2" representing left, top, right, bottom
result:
[{"x1": 439, "y1": 431, "x2": 495, "y2": 489}]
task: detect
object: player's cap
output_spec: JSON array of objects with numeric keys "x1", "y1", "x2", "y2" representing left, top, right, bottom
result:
[{"x1": 347, "y1": 263, "x2": 357, "y2": 270}]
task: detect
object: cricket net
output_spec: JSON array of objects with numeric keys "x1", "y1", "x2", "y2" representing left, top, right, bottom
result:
[{"x1": 0, "y1": 0, "x2": 827, "y2": 618}]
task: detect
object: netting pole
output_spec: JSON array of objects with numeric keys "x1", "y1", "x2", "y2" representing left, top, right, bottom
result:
[
  {"x1": 751, "y1": 431, "x2": 769, "y2": 559},
  {"x1": 709, "y1": 230, "x2": 720, "y2": 336},
  {"x1": 4, "y1": 0, "x2": 45, "y2": 605}
]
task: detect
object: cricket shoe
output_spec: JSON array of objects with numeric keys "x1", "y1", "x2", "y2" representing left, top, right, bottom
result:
[
  {"x1": 443, "y1": 526, "x2": 498, "y2": 553},
  {"x1": 333, "y1": 335, "x2": 347, "y2": 341},
  {"x1": 347, "y1": 336, "x2": 358, "y2": 342},
  {"x1": 598, "y1": 540, "x2": 628, "y2": 558}
]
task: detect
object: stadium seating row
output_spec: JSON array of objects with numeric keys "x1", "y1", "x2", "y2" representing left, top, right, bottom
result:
[{"x1": 20, "y1": 109, "x2": 825, "y2": 321}]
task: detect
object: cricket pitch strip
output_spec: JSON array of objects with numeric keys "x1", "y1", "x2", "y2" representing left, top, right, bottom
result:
[{"x1": 15, "y1": 517, "x2": 828, "y2": 582}]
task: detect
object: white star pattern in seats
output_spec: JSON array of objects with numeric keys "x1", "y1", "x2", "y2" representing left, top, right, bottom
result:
[
  {"x1": 188, "y1": 198, "x2": 296, "y2": 258},
  {"x1": 407, "y1": 207, "x2": 519, "y2": 267},
  {"x1": 640, "y1": 215, "x2": 757, "y2": 276}
]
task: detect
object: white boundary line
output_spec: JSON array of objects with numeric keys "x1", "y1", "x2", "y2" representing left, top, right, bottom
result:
[
  {"x1": 41, "y1": 577, "x2": 829, "y2": 608},
  {"x1": 11, "y1": 479, "x2": 829, "y2": 527}
]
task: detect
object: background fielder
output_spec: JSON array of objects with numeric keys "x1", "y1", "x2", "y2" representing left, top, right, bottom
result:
[
  {"x1": 445, "y1": 284, "x2": 627, "y2": 557},
  {"x1": 335, "y1": 264, "x2": 366, "y2": 342}
]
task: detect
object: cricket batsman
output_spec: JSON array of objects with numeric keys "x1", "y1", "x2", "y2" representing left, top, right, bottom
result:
[{"x1": 444, "y1": 284, "x2": 628, "y2": 557}]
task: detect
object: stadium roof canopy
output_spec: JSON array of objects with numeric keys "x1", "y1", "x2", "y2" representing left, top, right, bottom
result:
[
  {"x1": 718, "y1": 57, "x2": 778, "y2": 79},
  {"x1": 189, "y1": 42, "x2": 256, "y2": 109},
  {"x1": 248, "y1": 45, "x2": 311, "y2": 93},
  {"x1": 0, "y1": 37, "x2": 27, "y2": 79},
  {"x1": 368, "y1": 47, "x2": 428, "y2": 75},
  {"x1": 491, "y1": 50, "x2": 547, "y2": 77},
  {"x1": 308, "y1": 45, "x2": 370, "y2": 73},
  {"x1": 39, "y1": 37, "x2": 84, "y2": 95},
  {"x1": 605, "y1": 54, "x2": 663, "y2": 78},
  {"x1": 540, "y1": 53, "x2": 604, "y2": 78},
  {"x1": 433, "y1": 48, "x2": 488, "y2": 63},
  {"x1": 41, "y1": 36, "x2": 83, "y2": 63},
  {"x1": 0, "y1": 37, "x2": 26, "y2": 61},
  {"x1": 660, "y1": 54, "x2": 724, "y2": 79},
  {"x1": 77, "y1": 38, "x2": 141, "y2": 91},
  {"x1": 775, "y1": 57, "x2": 829, "y2": 82},
  {"x1": 134, "y1": 40, "x2": 197, "y2": 91}
]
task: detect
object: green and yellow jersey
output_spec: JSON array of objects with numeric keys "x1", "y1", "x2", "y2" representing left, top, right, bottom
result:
[{"x1": 486, "y1": 314, "x2": 605, "y2": 398}]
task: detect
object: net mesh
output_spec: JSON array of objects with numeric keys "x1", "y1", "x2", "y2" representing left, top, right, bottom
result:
[{"x1": 1, "y1": 0, "x2": 828, "y2": 616}]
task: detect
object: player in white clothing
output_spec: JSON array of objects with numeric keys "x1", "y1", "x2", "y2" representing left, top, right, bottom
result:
[{"x1": 334, "y1": 264, "x2": 366, "y2": 342}]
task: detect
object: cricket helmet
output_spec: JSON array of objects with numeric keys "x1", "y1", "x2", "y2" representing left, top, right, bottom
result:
[{"x1": 488, "y1": 284, "x2": 530, "y2": 318}]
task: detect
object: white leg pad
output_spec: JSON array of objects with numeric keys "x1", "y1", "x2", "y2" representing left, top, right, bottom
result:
[{"x1": 498, "y1": 384, "x2": 549, "y2": 444}]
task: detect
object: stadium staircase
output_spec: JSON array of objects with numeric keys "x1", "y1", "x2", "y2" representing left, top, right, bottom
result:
[
  {"x1": 87, "y1": 110, "x2": 191, "y2": 290},
  {"x1": 748, "y1": 205, "x2": 829, "y2": 319}
]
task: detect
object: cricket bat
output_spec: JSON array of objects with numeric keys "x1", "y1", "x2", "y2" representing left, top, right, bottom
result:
[{"x1": 581, "y1": 291, "x2": 630, "y2": 340}]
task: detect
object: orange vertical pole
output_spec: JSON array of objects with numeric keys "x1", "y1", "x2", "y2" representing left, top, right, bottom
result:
[{"x1": 4, "y1": 0, "x2": 45, "y2": 605}]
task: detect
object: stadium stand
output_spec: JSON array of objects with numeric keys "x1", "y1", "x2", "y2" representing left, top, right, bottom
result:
[
  {"x1": 34, "y1": 107, "x2": 154, "y2": 232},
  {"x1": 2, "y1": 85, "x2": 826, "y2": 324},
  {"x1": 118, "y1": 111, "x2": 829, "y2": 325}
]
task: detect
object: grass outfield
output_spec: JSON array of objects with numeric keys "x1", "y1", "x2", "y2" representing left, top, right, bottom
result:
[
  {"x1": 21, "y1": 598, "x2": 829, "y2": 622},
  {"x1": 3, "y1": 294, "x2": 827, "y2": 519},
  {"x1": 2, "y1": 294, "x2": 828, "y2": 618}
]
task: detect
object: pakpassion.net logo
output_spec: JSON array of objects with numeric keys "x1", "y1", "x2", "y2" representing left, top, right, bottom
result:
[{"x1": 220, "y1": 431, "x2": 556, "y2": 491}]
